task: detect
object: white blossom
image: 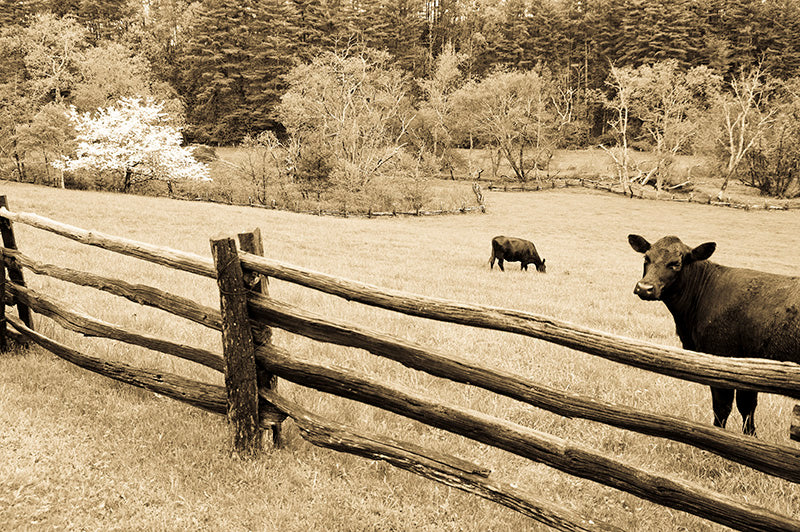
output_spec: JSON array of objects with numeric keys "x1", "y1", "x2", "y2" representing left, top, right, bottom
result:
[{"x1": 55, "y1": 97, "x2": 210, "y2": 184}]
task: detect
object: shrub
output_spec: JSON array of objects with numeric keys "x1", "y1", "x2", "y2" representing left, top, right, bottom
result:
[
  {"x1": 741, "y1": 131, "x2": 800, "y2": 198},
  {"x1": 738, "y1": 79, "x2": 800, "y2": 198}
]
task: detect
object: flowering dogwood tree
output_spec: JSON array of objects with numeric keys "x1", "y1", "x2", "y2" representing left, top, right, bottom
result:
[{"x1": 55, "y1": 98, "x2": 210, "y2": 191}]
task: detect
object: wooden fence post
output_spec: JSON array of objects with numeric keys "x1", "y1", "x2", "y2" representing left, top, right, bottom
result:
[
  {"x1": 791, "y1": 404, "x2": 800, "y2": 442},
  {"x1": 238, "y1": 228, "x2": 283, "y2": 447},
  {"x1": 210, "y1": 236, "x2": 262, "y2": 458},
  {"x1": 0, "y1": 196, "x2": 33, "y2": 334},
  {"x1": 0, "y1": 248, "x2": 6, "y2": 352}
]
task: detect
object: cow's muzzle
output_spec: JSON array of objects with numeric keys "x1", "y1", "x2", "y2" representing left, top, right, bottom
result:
[{"x1": 634, "y1": 281, "x2": 658, "y2": 300}]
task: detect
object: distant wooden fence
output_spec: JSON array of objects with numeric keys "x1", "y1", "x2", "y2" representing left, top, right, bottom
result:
[
  {"x1": 1, "y1": 195, "x2": 799, "y2": 532},
  {"x1": 192, "y1": 197, "x2": 486, "y2": 218},
  {"x1": 485, "y1": 178, "x2": 800, "y2": 211}
]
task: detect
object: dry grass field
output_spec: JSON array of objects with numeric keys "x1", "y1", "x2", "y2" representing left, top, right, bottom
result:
[{"x1": 1, "y1": 179, "x2": 799, "y2": 531}]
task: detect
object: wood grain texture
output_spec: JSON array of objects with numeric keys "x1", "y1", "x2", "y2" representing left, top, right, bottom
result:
[
  {"x1": 5, "y1": 280, "x2": 224, "y2": 372},
  {"x1": 0, "y1": 197, "x2": 32, "y2": 329},
  {"x1": 211, "y1": 237, "x2": 262, "y2": 457},
  {"x1": 1, "y1": 247, "x2": 222, "y2": 330},
  {"x1": 0, "y1": 248, "x2": 6, "y2": 352},
  {"x1": 262, "y1": 390, "x2": 621, "y2": 532},
  {"x1": 240, "y1": 252, "x2": 800, "y2": 399},
  {"x1": 6, "y1": 315, "x2": 226, "y2": 414},
  {"x1": 0, "y1": 206, "x2": 215, "y2": 277},
  {"x1": 792, "y1": 404, "x2": 800, "y2": 442},
  {"x1": 238, "y1": 229, "x2": 282, "y2": 447},
  {"x1": 255, "y1": 343, "x2": 800, "y2": 532},
  {"x1": 246, "y1": 293, "x2": 800, "y2": 483}
]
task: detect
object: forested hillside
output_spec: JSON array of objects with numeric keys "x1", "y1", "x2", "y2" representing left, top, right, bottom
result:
[
  {"x1": 3, "y1": 0, "x2": 800, "y2": 207},
  {"x1": 3, "y1": 0, "x2": 799, "y2": 144}
]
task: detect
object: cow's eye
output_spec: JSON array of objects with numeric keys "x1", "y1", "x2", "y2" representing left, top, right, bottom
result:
[
  {"x1": 644, "y1": 256, "x2": 651, "y2": 265},
  {"x1": 667, "y1": 261, "x2": 680, "y2": 270}
]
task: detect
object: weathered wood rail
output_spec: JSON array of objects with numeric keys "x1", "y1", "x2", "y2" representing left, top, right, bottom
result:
[
  {"x1": 483, "y1": 178, "x2": 800, "y2": 211},
  {"x1": 1, "y1": 197, "x2": 798, "y2": 531}
]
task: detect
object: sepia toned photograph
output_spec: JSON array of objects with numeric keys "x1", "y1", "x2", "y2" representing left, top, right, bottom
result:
[{"x1": 1, "y1": 1, "x2": 799, "y2": 530}]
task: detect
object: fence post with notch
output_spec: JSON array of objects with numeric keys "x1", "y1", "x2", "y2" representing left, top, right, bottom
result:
[
  {"x1": 210, "y1": 236, "x2": 262, "y2": 458},
  {"x1": 0, "y1": 196, "x2": 32, "y2": 338},
  {"x1": 238, "y1": 228, "x2": 283, "y2": 447}
]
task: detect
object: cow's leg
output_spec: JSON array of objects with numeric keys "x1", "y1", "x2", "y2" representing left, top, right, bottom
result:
[
  {"x1": 710, "y1": 387, "x2": 734, "y2": 428},
  {"x1": 521, "y1": 262, "x2": 527, "y2": 271},
  {"x1": 735, "y1": 389, "x2": 758, "y2": 436},
  {"x1": 489, "y1": 255, "x2": 495, "y2": 269},
  {"x1": 498, "y1": 258, "x2": 504, "y2": 271}
]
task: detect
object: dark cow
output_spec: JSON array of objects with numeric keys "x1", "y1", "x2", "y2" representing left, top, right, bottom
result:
[
  {"x1": 628, "y1": 234, "x2": 800, "y2": 436},
  {"x1": 490, "y1": 236, "x2": 546, "y2": 272}
]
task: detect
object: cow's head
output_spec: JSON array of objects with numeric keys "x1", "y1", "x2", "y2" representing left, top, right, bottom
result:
[
  {"x1": 536, "y1": 258, "x2": 546, "y2": 273},
  {"x1": 628, "y1": 235, "x2": 716, "y2": 300}
]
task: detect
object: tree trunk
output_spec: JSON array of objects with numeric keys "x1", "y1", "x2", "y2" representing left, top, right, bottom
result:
[
  {"x1": 123, "y1": 168, "x2": 132, "y2": 192},
  {"x1": 12, "y1": 140, "x2": 25, "y2": 182},
  {"x1": 43, "y1": 151, "x2": 50, "y2": 185}
]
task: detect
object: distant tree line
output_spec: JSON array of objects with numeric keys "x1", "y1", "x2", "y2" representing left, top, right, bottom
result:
[
  {"x1": 3, "y1": 0, "x2": 800, "y2": 144},
  {"x1": 3, "y1": 0, "x2": 800, "y2": 201}
]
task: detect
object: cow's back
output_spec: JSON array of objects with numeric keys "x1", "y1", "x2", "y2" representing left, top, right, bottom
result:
[
  {"x1": 672, "y1": 263, "x2": 800, "y2": 363},
  {"x1": 491, "y1": 236, "x2": 510, "y2": 256},
  {"x1": 493, "y1": 236, "x2": 532, "y2": 260}
]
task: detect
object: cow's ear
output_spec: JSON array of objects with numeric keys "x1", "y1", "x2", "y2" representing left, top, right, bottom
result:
[
  {"x1": 628, "y1": 234, "x2": 650, "y2": 253},
  {"x1": 687, "y1": 242, "x2": 716, "y2": 263}
]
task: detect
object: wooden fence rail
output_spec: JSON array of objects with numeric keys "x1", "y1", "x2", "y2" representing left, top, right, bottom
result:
[
  {"x1": 482, "y1": 178, "x2": 800, "y2": 211},
  {"x1": 260, "y1": 390, "x2": 618, "y2": 532},
  {"x1": 1, "y1": 201, "x2": 799, "y2": 531},
  {"x1": 255, "y1": 343, "x2": 800, "y2": 532},
  {"x1": 245, "y1": 291, "x2": 800, "y2": 482},
  {"x1": 239, "y1": 252, "x2": 800, "y2": 399},
  {"x1": 2, "y1": 206, "x2": 796, "y2": 398}
]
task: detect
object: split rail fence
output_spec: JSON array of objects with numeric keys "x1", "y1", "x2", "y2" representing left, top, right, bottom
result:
[
  {"x1": 1, "y1": 195, "x2": 799, "y2": 532},
  {"x1": 485, "y1": 178, "x2": 800, "y2": 211}
]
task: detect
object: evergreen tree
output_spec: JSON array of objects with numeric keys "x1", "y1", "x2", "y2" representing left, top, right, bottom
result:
[
  {"x1": 753, "y1": 0, "x2": 800, "y2": 80},
  {"x1": 181, "y1": 0, "x2": 299, "y2": 143},
  {"x1": 354, "y1": 0, "x2": 427, "y2": 76},
  {"x1": 698, "y1": 0, "x2": 760, "y2": 77},
  {"x1": 122, "y1": 0, "x2": 199, "y2": 95},
  {"x1": 292, "y1": 0, "x2": 352, "y2": 62},
  {"x1": 496, "y1": 0, "x2": 531, "y2": 69},
  {"x1": 619, "y1": 0, "x2": 705, "y2": 68},
  {"x1": 0, "y1": 0, "x2": 45, "y2": 27},
  {"x1": 75, "y1": 0, "x2": 135, "y2": 43},
  {"x1": 524, "y1": 0, "x2": 570, "y2": 70}
]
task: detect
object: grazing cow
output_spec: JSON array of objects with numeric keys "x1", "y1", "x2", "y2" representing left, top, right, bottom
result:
[
  {"x1": 628, "y1": 234, "x2": 800, "y2": 436},
  {"x1": 490, "y1": 236, "x2": 546, "y2": 272}
]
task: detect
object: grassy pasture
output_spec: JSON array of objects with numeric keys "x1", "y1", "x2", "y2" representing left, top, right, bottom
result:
[{"x1": 1, "y1": 180, "x2": 799, "y2": 531}]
